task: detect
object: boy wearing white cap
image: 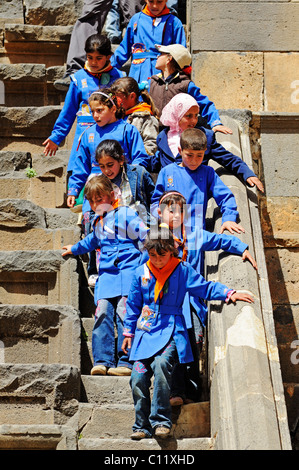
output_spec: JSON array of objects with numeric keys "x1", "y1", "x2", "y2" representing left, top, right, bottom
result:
[{"x1": 150, "y1": 43, "x2": 232, "y2": 134}]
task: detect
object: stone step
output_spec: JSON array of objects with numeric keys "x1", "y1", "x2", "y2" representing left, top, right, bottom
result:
[
  {"x1": 75, "y1": 400, "x2": 210, "y2": 441},
  {"x1": 0, "y1": 363, "x2": 80, "y2": 426},
  {"x1": 0, "y1": 304, "x2": 81, "y2": 367},
  {"x1": 0, "y1": 64, "x2": 65, "y2": 106},
  {"x1": 0, "y1": 198, "x2": 80, "y2": 250},
  {"x1": 78, "y1": 436, "x2": 213, "y2": 451},
  {"x1": 1, "y1": 24, "x2": 72, "y2": 66},
  {"x1": 0, "y1": 424, "x2": 77, "y2": 450},
  {"x1": 0, "y1": 250, "x2": 78, "y2": 307}
]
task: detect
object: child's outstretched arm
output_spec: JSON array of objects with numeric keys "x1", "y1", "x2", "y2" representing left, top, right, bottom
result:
[
  {"x1": 242, "y1": 249, "x2": 257, "y2": 270},
  {"x1": 220, "y1": 220, "x2": 245, "y2": 235},
  {"x1": 247, "y1": 176, "x2": 264, "y2": 193},
  {"x1": 229, "y1": 291, "x2": 254, "y2": 304},
  {"x1": 212, "y1": 124, "x2": 233, "y2": 135}
]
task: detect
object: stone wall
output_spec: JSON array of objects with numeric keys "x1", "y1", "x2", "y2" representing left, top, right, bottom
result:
[{"x1": 187, "y1": 0, "x2": 299, "y2": 114}]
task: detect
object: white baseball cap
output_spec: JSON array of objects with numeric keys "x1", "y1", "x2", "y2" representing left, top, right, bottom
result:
[{"x1": 155, "y1": 44, "x2": 192, "y2": 69}]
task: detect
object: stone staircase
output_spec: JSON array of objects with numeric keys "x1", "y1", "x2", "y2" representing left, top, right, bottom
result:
[{"x1": 0, "y1": 1, "x2": 213, "y2": 450}]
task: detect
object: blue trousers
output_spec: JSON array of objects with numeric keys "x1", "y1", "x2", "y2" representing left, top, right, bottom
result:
[
  {"x1": 92, "y1": 296, "x2": 132, "y2": 368},
  {"x1": 130, "y1": 340, "x2": 178, "y2": 436}
]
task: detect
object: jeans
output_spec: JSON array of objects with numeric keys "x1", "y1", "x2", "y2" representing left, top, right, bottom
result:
[
  {"x1": 130, "y1": 339, "x2": 178, "y2": 436},
  {"x1": 92, "y1": 296, "x2": 131, "y2": 368}
]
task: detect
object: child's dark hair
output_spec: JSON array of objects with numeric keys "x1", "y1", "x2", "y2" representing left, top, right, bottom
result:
[
  {"x1": 84, "y1": 173, "x2": 114, "y2": 201},
  {"x1": 111, "y1": 77, "x2": 159, "y2": 118},
  {"x1": 144, "y1": 225, "x2": 178, "y2": 257},
  {"x1": 180, "y1": 128, "x2": 207, "y2": 151},
  {"x1": 88, "y1": 87, "x2": 125, "y2": 120},
  {"x1": 95, "y1": 139, "x2": 126, "y2": 166},
  {"x1": 159, "y1": 191, "x2": 186, "y2": 210},
  {"x1": 85, "y1": 34, "x2": 112, "y2": 56}
]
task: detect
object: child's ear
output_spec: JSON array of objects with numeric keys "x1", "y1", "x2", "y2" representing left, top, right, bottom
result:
[
  {"x1": 178, "y1": 146, "x2": 182, "y2": 154},
  {"x1": 157, "y1": 207, "x2": 162, "y2": 218}
]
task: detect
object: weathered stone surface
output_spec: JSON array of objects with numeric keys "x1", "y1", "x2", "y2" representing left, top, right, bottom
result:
[
  {"x1": 0, "y1": 198, "x2": 46, "y2": 228},
  {"x1": 260, "y1": 197, "x2": 299, "y2": 247},
  {"x1": 0, "y1": 424, "x2": 77, "y2": 450},
  {"x1": 0, "y1": 63, "x2": 46, "y2": 81},
  {"x1": 190, "y1": 1, "x2": 299, "y2": 52},
  {"x1": 0, "y1": 106, "x2": 61, "y2": 136},
  {"x1": 192, "y1": 52, "x2": 263, "y2": 111},
  {"x1": 0, "y1": 151, "x2": 32, "y2": 173},
  {"x1": 24, "y1": 0, "x2": 83, "y2": 26},
  {"x1": 4, "y1": 24, "x2": 73, "y2": 43},
  {"x1": 0, "y1": 0, "x2": 24, "y2": 21},
  {"x1": 0, "y1": 304, "x2": 81, "y2": 367},
  {"x1": 0, "y1": 364, "x2": 80, "y2": 425},
  {"x1": 265, "y1": 248, "x2": 299, "y2": 305},
  {"x1": 264, "y1": 53, "x2": 299, "y2": 113}
]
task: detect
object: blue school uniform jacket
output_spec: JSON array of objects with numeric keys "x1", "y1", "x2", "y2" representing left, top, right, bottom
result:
[
  {"x1": 151, "y1": 163, "x2": 239, "y2": 228},
  {"x1": 48, "y1": 67, "x2": 124, "y2": 172},
  {"x1": 150, "y1": 126, "x2": 257, "y2": 183},
  {"x1": 70, "y1": 206, "x2": 148, "y2": 303},
  {"x1": 110, "y1": 11, "x2": 186, "y2": 85},
  {"x1": 177, "y1": 226, "x2": 248, "y2": 327},
  {"x1": 67, "y1": 120, "x2": 151, "y2": 210},
  {"x1": 124, "y1": 260, "x2": 231, "y2": 363}
]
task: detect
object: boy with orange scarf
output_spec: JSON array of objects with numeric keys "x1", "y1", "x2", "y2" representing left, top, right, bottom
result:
[
  {"x1": 111, "y1": 0, "x2": 186, "y2": 86},
  {"x1": 122, "y1": 225, "x2": 254, "y2": 439}
]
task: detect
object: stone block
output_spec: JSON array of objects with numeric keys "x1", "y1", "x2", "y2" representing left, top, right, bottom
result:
[
  {"x1": 0, "y1": 364, "x2": 80, "y2": 425},
  {"x1": 190, "y1": 2, "x2": 299, "y2": 52},
  {"x1": 0, "y1": 0, "x2": 24, "y2": 22},
  {"x1": 24, "y1": 0, "x2": 83, "y2": 26},
  {"x1": 0, "y1": 304, "x2": 81, "y2": 368},
  {"x1": 192, "y1": 52, "x2": 263, "y2": 111},
  {"x1": 0, "y1": 424, "x2": 77, "y2": 450},
  {"x1": 265, "y1": 248, "x2": 299, "y2": 305},
  {"x1": 260, "y1": 197, "x2": 299, "y2": 247},
  {"x1": 0, "y1": 250, "x2": 79, "y2": 308},
  {"x1": 0, "y1": 151, "x2": 32, "y2": 173},
  {"x1": 264, "y1": 53, "x2": 299, "y2": 113}
]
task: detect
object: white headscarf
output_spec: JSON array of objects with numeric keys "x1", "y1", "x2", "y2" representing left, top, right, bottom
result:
[{"x1": 160, "y1": 93, "x2": 199, "y2": 157}]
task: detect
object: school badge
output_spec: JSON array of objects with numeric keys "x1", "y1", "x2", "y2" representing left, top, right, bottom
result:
[
  {"x1": 167, "y1": 176, "x2": 174, "y2": 187},
  {"x1": 88, "y1": 133, "x2": 94, "y2": 143},
  {"x1": 81, "y1": 79, "x2": 88, "y2": 88}
]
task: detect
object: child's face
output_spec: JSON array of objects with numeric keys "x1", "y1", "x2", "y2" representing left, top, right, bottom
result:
[
  {"x1": 145, "y1": 0, "x2": 167, "y2": 16},
  {"x1": 160, "y1": 204, "x2": 184, "y2": 230},
  {"x1": 115, "y1": 91, "x2": 137, "y2": 111},
  {"x1": 180, "y1": 147, "x2": 206, "y2": 171},
  {"x1": 148, "y1": 248, "x2": 172, "y2": 269},
  {"x1": 98, "y1": 154, "x2": 123, "y2": 180},
  {"x1": 179, "y1": 105, "x2": 199, "y2": 131},
  {"x1": 89, "y1": 191, "x2": 115, "y2": 215},
  {"x1": 90, "y1": 100, "x2": 117, "y2": 127},
  {"x1": 86, "y1": 51, "x2": 111, "y2": 73},
  {"x1": 155, "y1": 52, "x2": 170, "y2": 71}
]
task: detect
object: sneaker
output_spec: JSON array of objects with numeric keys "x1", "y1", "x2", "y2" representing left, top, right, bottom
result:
[
  {"x1": 88, "y1": 274, "x2": 98, "y2": 287},
  {"x1": 170, "y1": 396, "x2": 184, "y2": 406},
  {"x1": 54, "y1": 75, "x2": 71, "y2": 91},
  {"x1": 90, "y1": 365, "x2": 108, "y2": 375},
  {"x1": 130, "y1": 430, "x2": 147, "y2": 440},
  {"x1": 107, "y1": 366, "x2": 132, "y2": 376},
  {"x1": 154, "y1": 426, "x2": 170, "y2": 439}
]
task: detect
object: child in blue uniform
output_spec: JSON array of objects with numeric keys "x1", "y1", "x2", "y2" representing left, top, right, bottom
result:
[
  {"x1": 151, "y1": 127, "x2": 245, "y2": 235},
  {"x1": 158, "y1": 190, "x2": 257, "y2": 404},
  {"x1": 151, "y1": 43, "x2": 231, "y2": 133},
  {"x1": 111, "y1": 76, "x2": 159, "y2": 155},
  {"x1": 150, "y1": 93, "x2": 264, "y2": 193},
  {"x1": 110, "y1": 0, "x2": 186, "y2": 85},
  {"x1": 43, "y1": 34, "x2": 124, "y2": 173},
  {"x1": 62, "y1": 174, "x2": 148, "y2": 376},
  {"x1": 67, "y1": 87, "x2": 150, "y2": 211},
  {"x1": 121, "y1": 225, "x2": 254, "y2": 439}
]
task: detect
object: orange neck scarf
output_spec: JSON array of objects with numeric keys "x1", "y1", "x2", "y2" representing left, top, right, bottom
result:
[
  {"x1": 84, "y1": 60, "x2": 113, "y2": 80},
  {"x1": 98, "y1": 198, "x2": 120, "y2": 227},
  {"x1": 142, "y1": 5, "x2": 170, "y2": 17},
  {"x1": 173, "y1": 224, "x2": 188, "y2": 261},
  {"x1": 147, "y1": 256, "x2": 180, "y2": 303},
  {"x1": 125, "y1": 102, "x2": 153, "y2": 116}
]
